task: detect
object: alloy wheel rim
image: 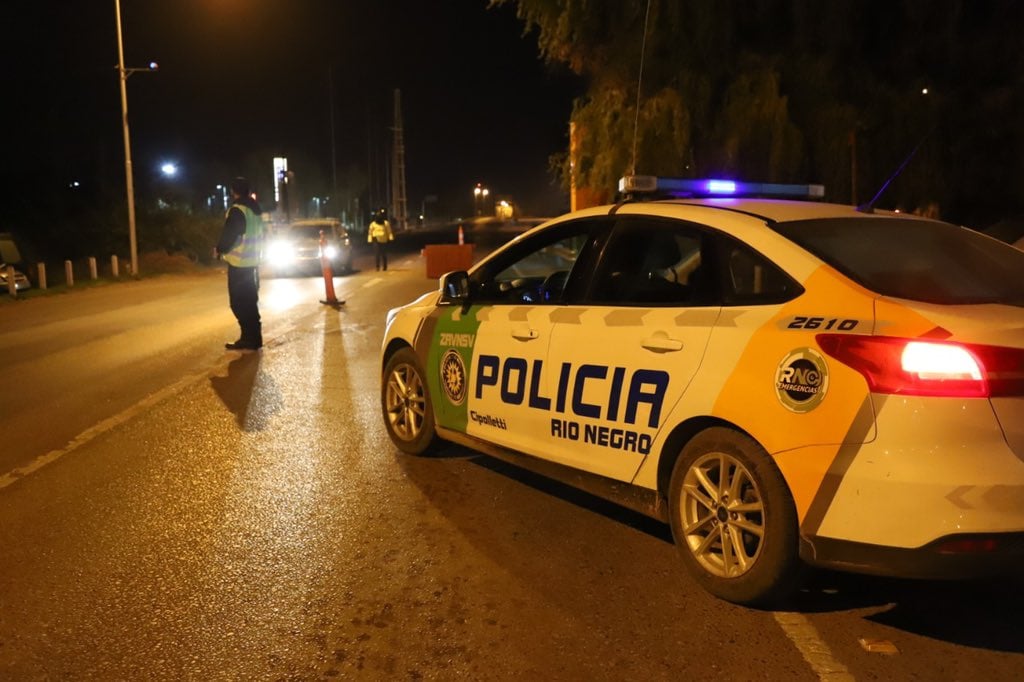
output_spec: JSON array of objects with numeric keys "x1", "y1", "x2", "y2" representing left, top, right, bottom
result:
[
  {"x1": 680, "y1": 452, "x2": 765, "y2": 578},
  {"x1": 385, "y1": 362, "x2": 426, "y2": 441}
]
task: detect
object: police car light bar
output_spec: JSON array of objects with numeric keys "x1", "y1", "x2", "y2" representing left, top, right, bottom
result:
[{"x1": 618, "y1": 175, "x2": 825, "y2": 200}]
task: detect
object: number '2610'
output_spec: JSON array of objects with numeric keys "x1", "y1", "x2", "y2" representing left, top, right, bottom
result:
[{"x1": 787, "y1": 316, "x2": 859, "y2": 331}]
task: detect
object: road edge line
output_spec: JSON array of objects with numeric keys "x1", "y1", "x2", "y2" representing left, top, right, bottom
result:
[
  {"x1": 0, "y1": 366, "x2": 219, "y2": 490},
  {"x1": 774, "y1": 611, "x2": 856, "y2": 681},
  {"x1": 0, "y1": 321, "x2": 300, "y2": 490}
]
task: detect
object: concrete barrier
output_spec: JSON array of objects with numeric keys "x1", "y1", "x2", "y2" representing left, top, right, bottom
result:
[{"x1": 423, "y1": 244, "x2": 474, "y2": 279}]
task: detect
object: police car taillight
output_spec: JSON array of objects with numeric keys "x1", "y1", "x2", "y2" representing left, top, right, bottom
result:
[
  {"x1": 817, "y1": 335, "x2": 1024, "y2": 398},
  {"x1": 934, "y1": 537, "x2": 999, "y2": 554}
]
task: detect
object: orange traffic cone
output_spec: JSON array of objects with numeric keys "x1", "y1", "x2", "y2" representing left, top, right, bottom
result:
[
  {"x1": 319, "y1": 230, "x2": 345, "y2": 307},
  {"x1": 458, "y1": 224, "x2": 465, "y2": 245}
]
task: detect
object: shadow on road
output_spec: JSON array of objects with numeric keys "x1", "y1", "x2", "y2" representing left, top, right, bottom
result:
[
  {"x1": 401, "y1": 441, "x2": 1024, "y2": 653},
  {"x1": 209, "y1": 352, "x2": 281, "y2": 432},
  {"x1": 792, "y1": 568, "x2": 1024, "y2": 653}
]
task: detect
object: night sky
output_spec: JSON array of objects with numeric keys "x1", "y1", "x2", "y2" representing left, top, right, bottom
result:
[{"x1": 4, "y1": 1, "x2": 580, "y2": 219}]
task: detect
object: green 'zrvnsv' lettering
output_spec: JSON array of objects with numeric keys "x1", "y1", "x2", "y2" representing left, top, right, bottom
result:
[{"x1": 426, "y1": 306, "x2": 484, "y2": 432}]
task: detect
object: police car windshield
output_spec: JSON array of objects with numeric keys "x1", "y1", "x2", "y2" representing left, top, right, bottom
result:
[{"x1": 773, "y1": 217, "x2": 1024, "y2": 306}]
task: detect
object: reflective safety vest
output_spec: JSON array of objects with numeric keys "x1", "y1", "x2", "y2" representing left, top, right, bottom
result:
[
  {"x1": 368, "y1": 219, "x2": 393, "y2": 243},
  {"x1": 222, "y1": 204, "x2": 264, "y2": 267}
]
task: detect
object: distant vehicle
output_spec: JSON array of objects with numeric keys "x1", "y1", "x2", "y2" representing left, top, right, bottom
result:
[
  {"x1": 380, "y1": 174, "x2": 1024, "y2": 607},
  {"x1": 263, "y1": 218, "x2": 353, "y2": 276},
  {"x1": 0, "y1": 263, "x2": 31, "y2": 293},
  {"x1": 0, "y1": 232, "x2": 30, "y2": 294}
]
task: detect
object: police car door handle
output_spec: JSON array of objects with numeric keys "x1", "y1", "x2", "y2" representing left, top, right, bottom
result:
[
  {"x1": 511, "y1": 326, "x2": 539, "y2": 340},
  {"x1": 641, "y1": 334, "x2": 684, "y2": 353}
]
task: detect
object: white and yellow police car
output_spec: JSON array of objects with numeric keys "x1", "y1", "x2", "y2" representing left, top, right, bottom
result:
[{"x1": 380, "y1": 176, "x2": 1024, "y2": 606}]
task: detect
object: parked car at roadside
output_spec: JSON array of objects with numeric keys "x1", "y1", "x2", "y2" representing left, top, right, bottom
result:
[{"x1": 0, "y1": 263, "x2": 31, "y2": 293}]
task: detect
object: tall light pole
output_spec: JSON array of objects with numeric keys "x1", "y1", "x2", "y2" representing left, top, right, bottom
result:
[{"x1": 114, "y1": 0, "x2": 157, "y2": 276}]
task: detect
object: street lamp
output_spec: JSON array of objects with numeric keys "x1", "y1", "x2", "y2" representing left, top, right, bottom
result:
[{"x1": 115, "y1": 0, "x2": 158, "y2": 276}]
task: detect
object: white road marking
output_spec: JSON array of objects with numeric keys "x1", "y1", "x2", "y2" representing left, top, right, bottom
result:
[
  {"x1": 774, "y1": 612, "x2": 856, "y2": 681},
  {"x1": 0, "y1": 322, "x2": 299, "y2": 490},
  {"x1": 0, "y1": 366, "x2": 214, "y2": 490},
  {"x1": 363, "y1": 277, "x2": 383, "y2": 288}
]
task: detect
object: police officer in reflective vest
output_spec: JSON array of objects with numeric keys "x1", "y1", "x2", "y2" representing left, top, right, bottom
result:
[
  {"x1": 367, "y1": 207, "x2": 394, "y2": 271},
  {"x1": 216, "y1": 177, "x2": 265, "y2": 350}
]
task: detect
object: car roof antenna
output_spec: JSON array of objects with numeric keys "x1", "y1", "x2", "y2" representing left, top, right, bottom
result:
[
  {"x1": 857, "y1": 127, "x2": 933, "y2": 214},
  {"x1": 628, "y1": 0, "x2": 654, "y2": 177}
]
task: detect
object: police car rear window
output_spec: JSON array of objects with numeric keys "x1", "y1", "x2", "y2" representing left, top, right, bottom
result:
[{"x1": 773, "y1": 217, "x2": 1024, "y2": 306}]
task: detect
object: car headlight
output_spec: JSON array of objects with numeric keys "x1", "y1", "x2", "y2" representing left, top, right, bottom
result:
[
  {"x1": 266, "y1": 240, "x2": 295, "y2": 265},
  {"x1": 323, "y1": 244, "x2": 339, "y2": 259}
]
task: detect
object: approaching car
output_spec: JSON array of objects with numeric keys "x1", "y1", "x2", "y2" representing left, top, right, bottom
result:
[
  {"x1": 1, "y1": 263, "x2": 31, "y2": 293},
  {"x1": 263, "y1": 218, "x2": 352, "y2": 276},
  {"x1": 379, "y1": 176, "x2": 1024, "y2": 606}
]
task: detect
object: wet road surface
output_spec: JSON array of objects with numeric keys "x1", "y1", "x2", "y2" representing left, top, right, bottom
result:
[{"x1": 0, "y1": 239, "x2": 1022, "y2": 680}]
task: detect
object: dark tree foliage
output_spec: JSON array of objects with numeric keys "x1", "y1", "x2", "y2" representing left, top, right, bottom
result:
[{"x1": 495, "y1": 0, "x2": 1024, "y2": 226}]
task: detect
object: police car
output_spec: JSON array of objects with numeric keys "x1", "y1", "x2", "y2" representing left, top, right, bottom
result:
[{"x1": 379, "y1": 176, "x2": 1024, "y2": 606}]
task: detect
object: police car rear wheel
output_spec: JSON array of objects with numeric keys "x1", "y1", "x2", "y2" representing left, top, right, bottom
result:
[
  {"x1": 382, "y1": 347, "x2": 437, "y2": 455},
  {"x1": 668, "y1": 427, "x2": 801, "y2": 606}
]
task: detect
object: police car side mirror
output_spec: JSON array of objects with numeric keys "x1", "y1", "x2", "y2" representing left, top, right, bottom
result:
[{"x1": 439, "y1": 270, "x2": 470, "y2": 304}]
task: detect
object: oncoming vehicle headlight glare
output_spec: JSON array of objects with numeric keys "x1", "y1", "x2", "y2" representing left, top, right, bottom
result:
[
  {"x1": 323, "y1": 245, "x2": 339, "y2": 259},
  {"x1": 266, "y1": 240, "x2": 294, "y2": 265}
]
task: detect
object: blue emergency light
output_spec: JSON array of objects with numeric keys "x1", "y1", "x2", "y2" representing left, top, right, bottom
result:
[{"x1": 618, "y1": 175, "x2": 825, "y2": 200}]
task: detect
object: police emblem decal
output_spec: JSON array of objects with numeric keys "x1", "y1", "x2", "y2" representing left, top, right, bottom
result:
[
  {"x1": 775, "y1": 347, "x2": 829, "y2": 413},
  {"x1": 440, "y1": 349, "x2": 467, "y2": 405}
]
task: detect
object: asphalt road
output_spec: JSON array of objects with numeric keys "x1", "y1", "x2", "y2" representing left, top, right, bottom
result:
[{"x1": 0, "y1": 236, "x2": 1022, "y2": 680}]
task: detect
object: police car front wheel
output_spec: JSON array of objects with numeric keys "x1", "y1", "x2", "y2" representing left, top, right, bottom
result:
[
  {"x1": 382, "y1": 347, "x2": 437, "y2": 455},
  {"x1": 668, "y1": 427, "x2": 802, "y2": 607}
]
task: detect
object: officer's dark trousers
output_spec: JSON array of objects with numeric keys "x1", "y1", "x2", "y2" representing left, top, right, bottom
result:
[
  {"x1": 374, "y1": 241, "x2": 388, "y2": 271},
  {"x1": 227, "y1": 265, "x2": 262, "y2": 346}
]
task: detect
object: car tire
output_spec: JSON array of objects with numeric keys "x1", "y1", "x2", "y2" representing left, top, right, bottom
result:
[
  {"x1": 668, "y1": 427, "x2": 802, "y2": 607},
  {"x1": 381, "y1": 347, "x2": 438, "y2": 455}
]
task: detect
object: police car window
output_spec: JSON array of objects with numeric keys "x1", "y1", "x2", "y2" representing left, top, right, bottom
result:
[
  {"x1": 471, "y1": 222, "x2": 602, "y2": 304},
  {"x1": 723, "y1": 241, "x2": 801, "y2": 304},
  {"x1": 587, "y1": 222, "x2": 716, "y2": 306},
  {"x1": 774, "y1": 217, "x2": 1024, "y2": 306}
]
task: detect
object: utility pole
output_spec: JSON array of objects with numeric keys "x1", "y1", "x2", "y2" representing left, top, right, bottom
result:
[
  {"x1": 114, "y1": 0, "x2": 157, "y2": 275},
  {"x1": 329, "y1": 66, "x2": 338, "y2": 216},
  {"x1": 390, "y1": 89, "x2": 408, "y2": 232},
  {"x1": 849, "y1": 128, "x2": 857, "y2": 205}
]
